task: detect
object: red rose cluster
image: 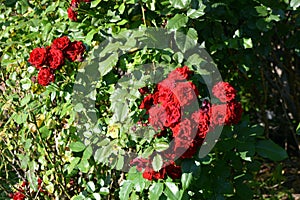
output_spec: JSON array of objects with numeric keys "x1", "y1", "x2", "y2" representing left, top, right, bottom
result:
[
  {"x1": 131, "y1": 66, "x2": 243, "y2": 181},
  {"x1": 68, "y1": 0, "x2": 91, "y2": 21},
  {"x1": 211, "y1": 82, "x2": 243, "y2": 126},
  {"x1": 28, "y1": 36, "x2": 85, "y2": 86},
  {"x1": 9, "y1": 178, "x2": 45, "y2": 200}
]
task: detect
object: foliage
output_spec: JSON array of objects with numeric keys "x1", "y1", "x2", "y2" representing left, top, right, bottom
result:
[{"x1": 0, "y1": 0, "x2": 297, "y2": 199}]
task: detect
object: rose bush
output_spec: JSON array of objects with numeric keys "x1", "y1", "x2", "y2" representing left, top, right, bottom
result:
[{"x1": 0, "y1": 0, "x2": 295, "y2": 199}]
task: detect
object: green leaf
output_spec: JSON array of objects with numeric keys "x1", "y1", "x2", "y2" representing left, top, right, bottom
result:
[
  {"x1": 70, "y1": 141, "x2": 86, "y2": 152},
  {"x1": 68, "y1": 157, "x2": 80, "y2": 174},
  {"x1": 85, "y1": 29, "x2": 98, "y2": 45},
  {"x1": 166, "y1": 14, "x2": 188, "y2": 30},
  {"x1": 256, "y1": 139, "x2": 288, "y2": 161},
  {"x1": 164, "y1": 182, "x2": 180, "y2": 200},
  {"x1": 177, "y1": 28, "x2": 198, "y2": 52},
  {"x1": 187, "y1": 4, "x2": 206, "y2": 19},
  {"x1": 82, "y1": 146, "x2": 93, "y2": 160},
  {"x1": 92, "y1": 193, "x2": 101, "y2": 200},
  {"x1": 290, "y1": 0, "x2": 300, "y2": 9},
  {"x1": 39, "y1": 126, "x2": 51, "y2": 139},
  {"x1": 94, "y1": 145, "x2": 113, "y2": 164},
  {"x1": 20, "y1": 95, "x2": 31, "y2": 107},
  {"x1": 149, "y1": 182, "x2": 164, "y2": 200},
  {"x1": 152, "y1": 154, "x2": 163, "y2": 172},
  {"x1": 111, "y1": 102, "x2": 129, "y2": 123},
  {"x1": 154, "y1": 141, "x2": 169, "y2": 152},
  {"x1": 91, "y1": 0, "x2": 102, "y2": 8},
  {"x1": 98, "y1": 52, "x2": 118, "y2": 76},
  {"x1": 119, "y1": 180, "x2": 133, "y2": 200},
  {"x1": 13, "y1": 113, "x2": 28, "y2": 125},
  {"x1": 87, "y1": 181, "x2": 96, "y2": 192},
  {"x1": 296, "y1": 123, "x2": 300, "y2": 135},
  {"x1": 243, "y1": 38, "x2": 253, "y2": 49},
  {"x1": 20, "y1": 78, "x2": 31, "y2": 90},
  {"x1": 99, "y1": 187, "x2": 110, "y2": 195},
  {"x1": 77, "y1": 158, "x2": 90, "y2": 173},
  {"x1": 170, "y1": 0, "x2": 191, "y2": 9},
  {"x1": 255, "y1": 6, "x2": 269, "y2": 17},
  {"x1": 181, "y1": 172, "x2": 193, "y2": 190},
  {"x1": 116, "y1": 154, "x2": 124, "y2": 170}
]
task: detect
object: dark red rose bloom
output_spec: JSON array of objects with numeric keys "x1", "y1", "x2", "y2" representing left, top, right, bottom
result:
[
  {"x1": 210, "y1": 104, "x2": 227, "y2": 126},
  {"x1": 21, "y1": 180, "x2": 28, "y2": 188},
  {"x1": 28, "y1": 47, "x2": 47, "y2": 69},
  {"x1": 173, "y1": 82, "x2": 198, "y2": 106},
  {"x1": 67, "y1": 7, "x2": 77, "y2": 21},
  {"x1": 83, "y1": 0, "x2": 91, "y2": 2},
  {"x1": 212, "y1": 82, "x2": 237, "y2": 102},
  {"x1": 157, "y1": 78, "x2": 176, "y2": 91},
  {"x1": 142, "y1": 166, "x2": 165, "y2": 181},
  {"x1": 47, "y1": 47, "x2": 64, "y2": 69},
  {"x1": 71, "y1": 0, "x2": 80, "y2": 7},
  {"x1": 191, "y1": 108, "x2": 210, "y2": 138},
  {"x1": 165, "y1": 163, "x2": 182, "y2": 179},
  {"x1": 64, "y1": 41, "x2": 85, "y2": 62},
  {"x1": 225, "y1": 100, "x2": 243, "y2": 125},
  {"x1": 164, "y1": 102, "x2": 181, "y2": 128},
  {"x1": 130, "y1": 157, "x2": 149, "y2": 172},
  {"x1": 168, "y1": 66, "x2": 193, "y2": 81},
  {"x1": 138, "y1": 87, "x2": 150, "y2": 95},
  {"x1": 139, "y1": 94, "x2": 153, "y2": 111},
  {"x1": 157, "y1": 87, "x2": 176, "y2": 106},
  {"x1": 148, "y1": 104, "x2": 166, "y2": 130},
  {"x1": 171, "y1": 118, "x2": 196, "y2": 138},
  {"x1": 37, "y1": 68, "x2": 55, "y2": 86},
  {"x1": 174, "y1": 138, "x2": 198, "y2": 159},
  {"x1": 52, "y1": 36, "x2": 71, "y2": 51},
  {"x1": 12, "y1": 192, "x2": 25, "y2": 200},
  {"x1": 161, "y1": 147, "x2": 176, "y2": 162}
]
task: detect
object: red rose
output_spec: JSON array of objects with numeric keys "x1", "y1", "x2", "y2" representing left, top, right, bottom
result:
[
  {"x1": 139, "y1": 94, "x2": 153, "y2": 112},
  {"x1": 52, "y1": 36, "x2": 71, "y2": 51},
  {"x1": 12, "y1": 192, "x2": 25, "y2": 200},
  {"x1": 210, "y1": 104, "x2": 227, "y2": 126},
  {"x1": 164, "y1": 102, "x2": 181, "y2": 128},
  {"x1": 142, "y1": 166, "x2": 165, "y2": 180},
  {"x1": 157, "y1": 87, "x2": 176, "y2": 106},
  {"x1": 138, "y1": 87, "x2": 150, "y2": 95},
  {"x1": 157, "y1": 78, "x2": 176, "y2": 91},
  {"x1": 225, "y1": 100, "x2": 243, "y2": 125},
  {"x1": 37, "y1": 68, "x2": 55, "y2": 86},
  {"x1": 148, "y1": 104, "x2": 166, "y2": 130},
  {"x1": 212, "y1": 82, "x2": 236, "y2": 102},
  {"x1": 191, "y1": 108, "x2": 210, "y2": 138},
  {"x1": 173, "y1": 81, "x2": 198, "y2": 106},
  {"x1": 64, "y1": 41, "x2": 85, "y2": 62},
  {"x1": 171, "y1": 118, "x2": 196, "y2": 138},
  {"x1": 168, "y1": 66, "x2": 193, "y2": 81},
  {"x1": 47, "y1": 47, "x2": 64, "y2": 69},
  {"x1": 71, "y1": 0, "x2": 80, "y2": 8},
  {"x1": 165, "y1": 163, "x2": 182, "y2": 179},
  {"x1": 67, "y1": 7, "x2": 77, "y2": 21},
  {"x1": 130, "y1": 157, "x2": 148, "y2": 172},
  {"x1": 28, "y1": 47, "x2": 47, "y2": 69},
  {"x1": 174, "y1": 138, "x2": 198, "y2": 159}
]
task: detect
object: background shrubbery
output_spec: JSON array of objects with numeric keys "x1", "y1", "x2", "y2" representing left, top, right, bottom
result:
[{"x1": 0, "y1": 0, "x2": 299, "y2": 199}]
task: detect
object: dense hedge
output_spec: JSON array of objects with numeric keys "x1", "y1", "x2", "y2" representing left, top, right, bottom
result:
[{"x1": 0, "y1": 0, "x2": 298, "y2": 199}]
